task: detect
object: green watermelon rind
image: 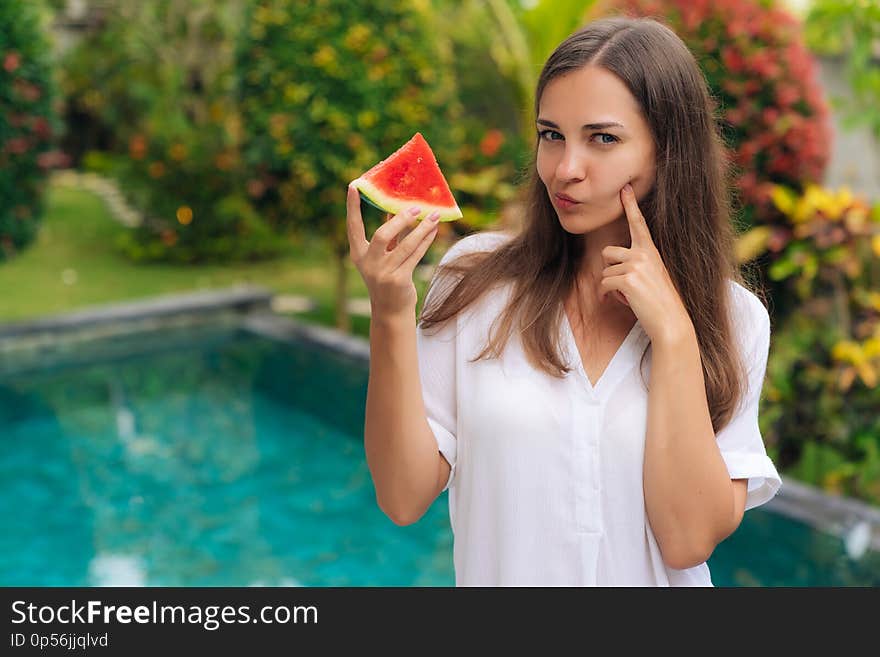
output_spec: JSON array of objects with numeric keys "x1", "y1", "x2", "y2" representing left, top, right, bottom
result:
[{"x1": 352, "y1": 177, "x2": 463, "y2": 223}]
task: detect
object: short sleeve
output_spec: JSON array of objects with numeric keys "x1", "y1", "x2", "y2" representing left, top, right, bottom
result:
[
  {"x1": 416, "y1": 232, "x2": 510, "y2": 492},
  {"x1": 715, "y1": 282, "x2": 783, "y2": 512}
]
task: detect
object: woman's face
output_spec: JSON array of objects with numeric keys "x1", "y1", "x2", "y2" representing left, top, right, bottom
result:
[{"x1": 536, "y1": 65, "x2": 656, "y2": 235}]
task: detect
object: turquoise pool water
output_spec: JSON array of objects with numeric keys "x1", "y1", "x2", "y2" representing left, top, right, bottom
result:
[{"x1": 0, "y1": 325, "x2": 877, "y2": 586}]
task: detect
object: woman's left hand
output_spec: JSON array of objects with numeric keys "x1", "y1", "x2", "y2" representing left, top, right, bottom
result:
[{"x1": 599, "y1": 184, "x2": 694, "y2": 345}]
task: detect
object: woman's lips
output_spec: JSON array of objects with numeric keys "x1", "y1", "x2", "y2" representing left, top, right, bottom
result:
[{"x1": 554, "y1": 194, "x2": 581, "y2": 209}]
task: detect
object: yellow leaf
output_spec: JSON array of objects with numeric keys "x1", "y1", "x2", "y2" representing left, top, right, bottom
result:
[
  {"x1": 343, "y1": 24, "x2": 371, "y2": 52},
  {"x1": 839, "y1": 366, "x2": 856, "y2": 392},
  {"x1": 817, "y1": 186, "x2": 854, "y2": 220},
  {"x1": 845, "y1": 206, "x2": 868, "y2": 232},
  {"x1": 831, "y1": 340, "x2": 860, "y2": 363},
  {"x1": 856, "y1": 362, "x2": 877, "y2": 388},
  {"x1": 872, "y1": 234, "x2": 880, "y2": 258},
  {"x1": 795, "y1": 184, "x2": 825, "y2": 223},
  {"x1": 823, "y1": 471, "x2": 844, "y2": 493},
  {"x1": 735, "y1": 225, "x2": 771, "y2": 263},
  {"x1": 356, "y1": 110, "x2": 379, "y2": 130},
  {"x1": 770, "y1": 185, "x2": 797, "y2": 216}
]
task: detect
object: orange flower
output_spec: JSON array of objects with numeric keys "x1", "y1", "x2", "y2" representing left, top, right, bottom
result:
[
  {"x1": 176, "y1": 206, "x2": 193, "y2": 225},
  {"x1": 160, "y1": 229, "x2": 178, "y2": 246},
  {"x1": 169, "y1": 143, "x2": 188, "y2": 161},
  {"x1": 214, "y1": 152, "x2": 235, "y2": 171},
  {"x1": 479, "y1": 129, "x2": 505, "y2": 158},
  {"x1": 129, "y1": 135, "x2": 147, "y2": 160}
]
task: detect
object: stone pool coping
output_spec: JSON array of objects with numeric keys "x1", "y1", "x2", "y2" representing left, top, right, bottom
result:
[
  {"x1": 0, "y1": 285, "x2": 272, "y2": 341},
  {"x1": 2, "y1": 284, "x2": 878, "y2": 555},
  {"x1": 0, "y1": 285, "x2": 272, "y2": 374}
]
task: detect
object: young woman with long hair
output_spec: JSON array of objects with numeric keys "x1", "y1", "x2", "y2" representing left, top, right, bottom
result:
[{"x1": 347, "y1": 15, "x2": 781, "y2": 586}]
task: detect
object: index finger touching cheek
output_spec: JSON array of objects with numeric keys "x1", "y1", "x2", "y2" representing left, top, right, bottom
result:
[{"x1": 620, "y1": 183, "x2": 653, "y2": 244}]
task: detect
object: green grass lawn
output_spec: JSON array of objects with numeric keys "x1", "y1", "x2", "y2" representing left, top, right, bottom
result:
[{"x1": 0, "y1": 179, "x2": 432, "y2": 340}]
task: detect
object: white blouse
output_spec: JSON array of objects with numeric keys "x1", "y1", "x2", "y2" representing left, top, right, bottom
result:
[{"x1": 416, "y1": 231, "x2": 782, "y2": 586}]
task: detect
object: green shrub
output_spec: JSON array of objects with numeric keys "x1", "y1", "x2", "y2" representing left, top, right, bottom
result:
[
  {"x1": 764, "y1": 311, "x2": 880, "y2": 504},
  {"x1": 236, "y1": 0, "x2": 466, "y2": 244},
  {"x1": 60, "y1": 0, "x2": 281, "y2": 263},
  {"x1": 0, "y1": 0, "x2": 62, "y2": 261},
  {"x1": 108, "y1": 122, "x2": 288, "y2": 264},
  {"x1": 806, "y1": 0, "x2": 880, "y2": 140},
  {"x1": 236, "y1": 0, "x2": 468, "y2": 330},
  {"x1": 758, "y1": 183, "x2": 880, "y2": 504}
]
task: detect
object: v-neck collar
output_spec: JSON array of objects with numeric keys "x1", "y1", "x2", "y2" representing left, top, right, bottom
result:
[{"x1": 561, "y1": 310, "x2": 646, "y2": 403}]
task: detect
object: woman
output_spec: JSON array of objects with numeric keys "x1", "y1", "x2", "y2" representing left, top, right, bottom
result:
[{"x1": 346, "y1": 16, "x2": 782, "y2": 586}]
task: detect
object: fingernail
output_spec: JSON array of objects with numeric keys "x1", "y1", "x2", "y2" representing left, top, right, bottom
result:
[
  {"x1": 429, "y1": 211, "x2": 441, "y2": 222},
  {"x1": 623, "y1": 183, "x2": 632, "y2": 194},
  {"x1": 408, "y1": 207, "x2": 422, "y2": 216}
]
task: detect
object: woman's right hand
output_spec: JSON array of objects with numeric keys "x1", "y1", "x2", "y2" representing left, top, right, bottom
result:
[{"x1": 346, "y1": 183, "x2": 442, "y2": 320}]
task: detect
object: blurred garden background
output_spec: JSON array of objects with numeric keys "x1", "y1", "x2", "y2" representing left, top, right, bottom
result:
[{"x1": 2, "y1": 0, "x2": 879, "y2": 514}]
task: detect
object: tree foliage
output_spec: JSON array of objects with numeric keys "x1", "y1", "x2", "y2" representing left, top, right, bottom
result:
[{"x1": 0, "y1": 0, "x2": 61, "y2": 261}]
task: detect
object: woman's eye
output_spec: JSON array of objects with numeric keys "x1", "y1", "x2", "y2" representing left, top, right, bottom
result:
[
  {"x1": 538, "y1": 130, "x2": 618, "y2": 145},
  {"x1": 593, "y1": 133, "x2": 619, "y2": 145},
  {"x1": 538, "y1": 129, "x2": 562, "y2": 141}
]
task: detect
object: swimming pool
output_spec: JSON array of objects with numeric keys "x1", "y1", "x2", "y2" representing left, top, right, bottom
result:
[{"x1": 1, "y1": 318, "x2": 878, "y2": 586}]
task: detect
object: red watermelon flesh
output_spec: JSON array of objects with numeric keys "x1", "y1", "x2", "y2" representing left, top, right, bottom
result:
[{"x1": 352, "y1": 132, "x2": 462, "y2": 222}]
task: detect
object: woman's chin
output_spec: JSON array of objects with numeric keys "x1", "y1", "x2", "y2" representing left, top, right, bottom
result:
[{"x1": 557, "y1": 210, "x2": 619, "y2": 234}]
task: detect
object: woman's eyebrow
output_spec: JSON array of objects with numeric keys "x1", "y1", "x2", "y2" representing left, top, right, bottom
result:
[{"x1": 536, "y1": 118, "x2": 625, "y2": 130}]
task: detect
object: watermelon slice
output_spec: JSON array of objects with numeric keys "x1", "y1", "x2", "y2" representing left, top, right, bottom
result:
[{"x1": 351, "y1": 132, "x2": 462, "y2": 222}]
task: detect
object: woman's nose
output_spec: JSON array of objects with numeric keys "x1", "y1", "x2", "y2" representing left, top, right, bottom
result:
[{"x1": 556, "y1": 145, "x2": 588, "y2": 181}]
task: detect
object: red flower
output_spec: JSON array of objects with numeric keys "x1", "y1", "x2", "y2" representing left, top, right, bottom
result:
[
  {"x1": 160, "y1": 229, "x2": 178, "y2": 247},
  {"x1": 6, "y1": 137, "x2": 29, "y2": 155},
  {"x1": 13, "y1": 80, "x2": 41, "y2": 102},
  {"x1": 737, "y1": 140, "x2": 760, "y2": 165},
  {"x1": 3, "y1": 52, "x2": 20, "y2": 72},
  {"x1": 762, "y1": 108, "x2": 780, "y2": 127},
  {"x1": 721, "y1": 46, "x2": 744, "y2": 74},
  {"x1": 737, "y1": 172, "x2": 758, "y2": 194},
  {"x1": 725, "y1": 107, "x2": 745, "y2": 126},
  {"x1": 479, "y1": 129, "x2": 505, "y2": 158},
  {"x1": 32, "y1": 117, "x2": 51, "y2": 139},
  {"x1": 722, "y1": 78, "x2": 743, "y2": 95},
  {"x1": 768, "y1": 153, "x2": 795, "y2": 175},
  {"x1": 37, "y1": 150, "x2": 70, "y2": 170},
  {"x1": 744, "y1": 79, "x2": 762, "y2": 95},
  {"x1": 129, "y1": 135, "x2": 147, "y2": 160},
  {"x1": 776, "y1": 84, "x2": 800, "y2": 108},
  {"x1": 767, "y1": 227, "x2": 790, "y2": 252}
]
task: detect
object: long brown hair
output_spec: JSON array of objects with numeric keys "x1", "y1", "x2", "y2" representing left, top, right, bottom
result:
[{"x1": 418, "y1": 15, "x2": 767, "y2": 434}]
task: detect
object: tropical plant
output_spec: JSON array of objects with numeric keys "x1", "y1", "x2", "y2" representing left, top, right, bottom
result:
[
  {"x1": 236, "y1": 0, "x2": 466, "y2": 332},
  {"x1": 758, "y1": 183, "x2": 880, "y2": 504},
  {"x1": 0, "y1": 0, "x2": 63, "y2": 261},
  {"x1": 60, "y1": 0, "x2": 246, "y2": 154},
  {"x1": 805, "y1": 0, "x2": 880, "y2": 140},
  {"x1": 60, "y1": 0, "x2": 282, "y2": 263}
]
